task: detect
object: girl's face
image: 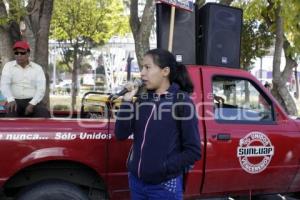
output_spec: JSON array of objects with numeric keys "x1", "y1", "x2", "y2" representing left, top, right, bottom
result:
[{"x1": 141, "y1": 55, "x2": 170, "y2": 93}]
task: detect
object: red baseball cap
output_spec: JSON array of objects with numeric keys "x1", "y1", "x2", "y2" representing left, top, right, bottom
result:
[{"x1": 13, "y1": 41, "x2": 30, "y2": 51}]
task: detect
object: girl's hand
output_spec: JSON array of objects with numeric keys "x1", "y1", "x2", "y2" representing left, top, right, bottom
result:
[{"x1": 123, "y1": 82, "x2": 139, "y2": 101}]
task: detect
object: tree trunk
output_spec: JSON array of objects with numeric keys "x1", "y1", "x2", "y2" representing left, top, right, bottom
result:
[
  {"x1": 0, "y1": 0, "x2": 53, "y2": 110},
  {"x1": 71, "y1": 47, "x2": 79, "y2": 112},
  {"x1": 0, "y1": 27, "x2": 14, "y2": 69},
  {"x1": 26, "y1": 0, "x2": 54, "y2": 106},
  {"x1": 219, "y1": 0, "x2": 234, "y2": 6},
  {"x1": 130, "y1": 0, "x2": 155, "y2": 69},
  {"x1": 271, "y1": 5, "x2": 286, "y2": 110},
  {"x1": 271, "y1": 6, "x2": 297, "y2": 115},
  {"x1": 280, "y1": 44, "x2": 298, "y2": 114},
  {"x1": 0, "y1": 1, "x2": 13, "y2": 70},
  {"x1": 23, "y1": 17, "x2": 36, "y2": 59},
  {"x1": 272, "y1": 6, "x2": 283, "y2": 84}
]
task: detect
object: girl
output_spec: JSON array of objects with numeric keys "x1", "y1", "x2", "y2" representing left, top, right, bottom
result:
[{"x1": 115, "y1": 48, "x2": 201, "y2": 200}]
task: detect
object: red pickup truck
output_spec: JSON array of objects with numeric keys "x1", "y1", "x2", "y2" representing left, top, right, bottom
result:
[{"x1": 0, "y1": 65, "x2": 299, "y2": 200}]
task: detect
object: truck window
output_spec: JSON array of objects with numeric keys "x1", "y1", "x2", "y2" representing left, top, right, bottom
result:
[{"x1": 213, "y1": 76, "x2": 273, "y2": 122}]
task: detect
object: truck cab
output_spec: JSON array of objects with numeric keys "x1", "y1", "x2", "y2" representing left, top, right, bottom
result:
[
  {"x1": 0, "y1": 65, "x2": 299, "y2": 200},
  {"x1": 184, "y1": 66, "x2": 300, "y2": 198}
]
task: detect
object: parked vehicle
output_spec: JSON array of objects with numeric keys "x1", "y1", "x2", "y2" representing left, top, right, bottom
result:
[{"x1": 0, "y1": 65, "x2": 299, "y2": 200}]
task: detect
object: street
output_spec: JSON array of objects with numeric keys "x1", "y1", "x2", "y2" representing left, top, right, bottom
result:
[{"x1": 200, "y1": 194, "x2": 300, "y2": 200}]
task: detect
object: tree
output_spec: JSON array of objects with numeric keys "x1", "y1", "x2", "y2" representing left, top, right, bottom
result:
[
  {"x1": 242, "y1": 0, "x2": 300, "y2": 115},
  {"x1": 240, "y1": 20, "x2": 273, "y2": 70},
  {"x1": 129, "y1": 0, "x2": 155, "y2": 68},
  {"x1": 0, "y1": 0, "x2": 54, "y2": 105},
  {"x1": 216, "y1": 1, "x2": 273, "y2": 71},
  {"x1": 51, "y1": 0, "x2": 129, "y2": 111},
  {"x1": 231, "y1": 1, "x2": 274, "y2": 70},
  {"x1": 25, "y1": 0, "x2": 54, "y2": 105}
]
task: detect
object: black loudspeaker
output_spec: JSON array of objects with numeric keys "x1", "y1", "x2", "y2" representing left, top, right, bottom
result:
[
  {"x1": 156, "y1": 3, "x2": 196, "y2": 65},
  {"x1": 196, "y1": 3, "x2": 243, "y2": 68}
]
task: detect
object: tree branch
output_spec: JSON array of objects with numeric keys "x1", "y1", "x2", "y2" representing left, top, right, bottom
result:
[
  {"x1": 0, "y1": 0, "x2": 8, "y2": 19},
  {"x1": 261, "y1": 0, "x2": 274, "y2": 27},
  {"x1": 139, "y1": 0, "x2": 155, "y2": 41},
  {"x1": 219, "y1": 0, "x2": 234, "y2": 6},
  {"x1": 26, "y1": 0, "x2": 43, "y2": 37},
  {"x1": 272, "y1": 5, "x2": 283, "y2": 83},
  {"x1": 282, "y1": 37, "x2": 297, "y2": 82}
]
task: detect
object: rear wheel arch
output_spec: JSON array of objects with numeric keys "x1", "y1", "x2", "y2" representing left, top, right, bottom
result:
[
  {"x1": 4, "y1": 160, "x2": 109, "y2": 200},
  {"x1": 16, "y1": 179, "x2": 90, "y2": 200}
]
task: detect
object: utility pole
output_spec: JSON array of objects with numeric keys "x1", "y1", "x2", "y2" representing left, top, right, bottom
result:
[
  {"x1": 295, "y1": 66, "x2": 299, "y2": 99},
  {"x1": 126, "y1": 54, "x2": 134, "y2": 81},
  {"x1": 260, "y1": 57, "x2": 263, "y2": 81}
]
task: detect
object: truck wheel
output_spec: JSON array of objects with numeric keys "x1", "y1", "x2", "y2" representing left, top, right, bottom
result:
[{"x1": 16, "y1": 180, "x2": 90, "y2": 200}]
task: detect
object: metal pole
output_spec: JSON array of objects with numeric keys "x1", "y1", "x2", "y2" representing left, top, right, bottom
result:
[
  {"x1": 260, "y1": 57, "x2": 263, "y2": 81},
  {"x1": 126, "y1": 54, "x2": 133, "y2": 81},
  {"x1": 53, "y1": 48, "x2": 56, "y2": 87},
  {"x1": 295, "y1": 66, "x2": 299, "y2": 99},
  {"x1": 168, "y1": 6, "x2": 176, "y2": 52}
]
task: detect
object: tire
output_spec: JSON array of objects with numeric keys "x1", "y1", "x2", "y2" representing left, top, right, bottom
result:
[{"x1": 16, "y1": 180, "x2": 90, "y2": 200}]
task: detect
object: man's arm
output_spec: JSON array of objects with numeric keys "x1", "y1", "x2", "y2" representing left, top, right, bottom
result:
[{"x1": 29, "y1": 66, "x2": 46, "y2": 105}]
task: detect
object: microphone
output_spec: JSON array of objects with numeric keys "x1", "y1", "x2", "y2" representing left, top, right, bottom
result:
[{"x1": 108, "y1": 79, "x2": 143, "y2": 101}]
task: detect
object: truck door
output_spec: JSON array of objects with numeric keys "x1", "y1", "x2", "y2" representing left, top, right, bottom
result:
[{"x1": 201, "y1": 69, "x2": 299, "y2": 195}]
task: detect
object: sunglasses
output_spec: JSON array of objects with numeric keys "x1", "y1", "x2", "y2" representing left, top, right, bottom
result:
[{"x1": 14, "y1": 51, "x2": 27, "y2": 55}]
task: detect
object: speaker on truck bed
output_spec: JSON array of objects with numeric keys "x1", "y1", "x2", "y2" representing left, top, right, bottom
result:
[
  {"x1": 196, "y1": 3, "x2": 243, "y2": 68},
  {"x1": 156, "y1": 3, "x2": 197, "y2": 65}
]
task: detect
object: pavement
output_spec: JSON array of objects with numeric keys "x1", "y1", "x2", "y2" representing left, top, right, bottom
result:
[
  {"x1": 199, "y1": 194, "x2": 299, "y2": 200},
  {"x1": 0, "y1": 192, "x2": 299, "y2": 200}
]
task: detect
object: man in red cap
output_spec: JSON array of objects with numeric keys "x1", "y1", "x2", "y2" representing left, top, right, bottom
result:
[{"x1": 0, "y1": 40, "x2": 50, "y2": 117}]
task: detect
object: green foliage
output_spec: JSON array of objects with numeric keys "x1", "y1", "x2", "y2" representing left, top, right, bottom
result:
[
  {"x1": 240, "y1": 0, "x2": 300, "y2": 60},
  {"x1": 53, "y1": 104, "x2": 70, "y2": 111},
  {"x1": 50, "y1": 0, "x2": 129, "y2": 44},
  {"x1": 0, "y1": 0, "x2": 27, "y2": 25},
  {"x1": 242, "y1": 0, "x2": 265, "y2": 21},
  {"x1": 240, "y1": 20, "x2": 273, "y2": 70},
  {"x1": 56, "y1": 60, "x2": 71, "y2": 73},
  {"x1": 195, "y1": 0, "x2": 205, "y2": 6},
  {"x1": 282, "y1": 0, "x2": 300, "y2": 58},
  {"x1": 233, "y1": 1, "x2": 273, "y2": 70},
  {"x1": 80, "y1": 62, "x2": 92, "y2": 73}
]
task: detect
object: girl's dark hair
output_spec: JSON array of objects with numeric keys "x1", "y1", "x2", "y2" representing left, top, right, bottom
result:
[{"x1": 144, "y1": 48, "x2": 194, "y2": 93}]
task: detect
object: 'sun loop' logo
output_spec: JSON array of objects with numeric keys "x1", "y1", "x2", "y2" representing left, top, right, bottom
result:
[{"x1": 237, "y1": 131, "x2": 274, "y2": 174}]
